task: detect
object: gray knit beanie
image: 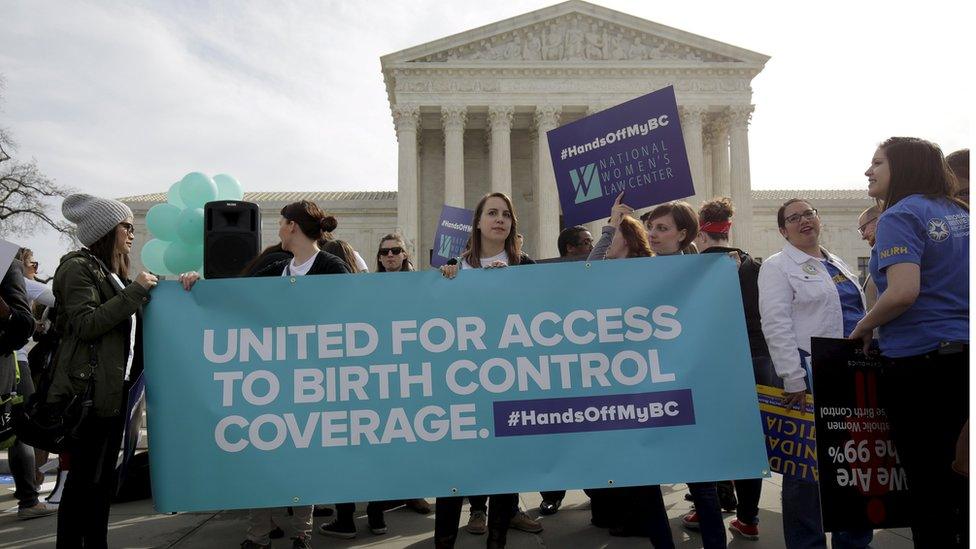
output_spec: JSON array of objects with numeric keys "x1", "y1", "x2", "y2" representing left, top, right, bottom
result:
[{"x1": 62, "y1": 193, "x2": 134, "y2": 246}]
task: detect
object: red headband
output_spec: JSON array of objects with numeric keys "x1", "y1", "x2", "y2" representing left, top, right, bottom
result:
[{"x1": 700, "y1": 220, "x2": 732, "y2": 234}]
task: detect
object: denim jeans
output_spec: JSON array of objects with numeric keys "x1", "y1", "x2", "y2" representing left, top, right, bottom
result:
[
  {"x1": 782, "y1": 476, "x2": 873, "y2": 549},
  {"x1": 6, "y1": 360, "x2": 38, "y2": 508},
  {"x1": 688, "y1": 482, "x2": 726, "y2": 549}
]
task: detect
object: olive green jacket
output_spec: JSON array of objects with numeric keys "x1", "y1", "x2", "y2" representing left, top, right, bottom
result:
[{"x1": 47, "y1": 251, "x2": 150, "y2": 417}]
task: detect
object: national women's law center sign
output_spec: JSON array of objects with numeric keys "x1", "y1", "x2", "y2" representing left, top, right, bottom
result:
[{"x1": 547, "y1": 86, "x2": 695, "y2": 227}]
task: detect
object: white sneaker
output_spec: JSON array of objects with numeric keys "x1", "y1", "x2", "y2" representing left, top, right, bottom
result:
[{"x1": 18, "y1": 502, "x2": 57, "y2": 520}]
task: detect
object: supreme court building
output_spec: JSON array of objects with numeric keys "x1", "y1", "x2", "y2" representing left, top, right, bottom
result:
[{"x1": 123, "y1": 2, "x2": 874, "y2": 277}]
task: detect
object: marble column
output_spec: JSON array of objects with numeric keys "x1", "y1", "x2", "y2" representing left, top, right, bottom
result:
[
  {"x1": 703, "y1": 144, "x2": 713, "y2": 198},
  {"x1": 729, "y1": 105, "x2": 755, "y2": 251},
  {"x1": 393, "y1": 104, "x2": 420, "y2": 258},
  {"x1": 488, "y1": 106, "x2": 514, "y2": 197},
  {"x1": 534, "y1": 105, "x2": 561, "y2": 259},
  {"x1": 709, "y1": 111, "x2": 731, "y2": 200},
  {"x1": 442, "y1": 105, "x2": 467, "y2": 208},
  {"x1": 679, "y1": 105, "x2": 707, "y2": 207}
]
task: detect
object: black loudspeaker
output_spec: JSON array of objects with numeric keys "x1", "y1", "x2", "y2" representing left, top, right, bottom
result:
[{"x1": 204, "y1": 201, "x2": 261, "y2": 279}]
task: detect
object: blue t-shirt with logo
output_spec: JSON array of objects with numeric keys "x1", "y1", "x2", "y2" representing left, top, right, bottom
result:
[
  {"x1": 870, "y1": 194, "x2": 969, "y2": 357},
  {"x1": 821, "y1": 260, "x2": 864, "y2": 337}
]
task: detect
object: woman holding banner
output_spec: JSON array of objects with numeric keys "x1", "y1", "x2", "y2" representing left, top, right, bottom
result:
[
  {"x1": 437, "y1": 192, "x2": 539, "y2": 549},
  {"x1": 850, "y1": 137, "x2": 969, "y2": 548},
  {"x1": 182, "y1": 200, "x2": 349, "y2": 549},
  {"x1": 51, "y1": 194, "x2": 158, "y2": 548},
  {"x1": 758, "y1": 198, "x2": 872, "y2": 549},
  {"x1": 592, "y1": 196, "x2": 727, "y2": 548},
  {"x1": 586, "y1": 213, "x2": 678, "y2": 547}
]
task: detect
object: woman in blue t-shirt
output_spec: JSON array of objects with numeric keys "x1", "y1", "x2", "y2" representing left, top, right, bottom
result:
[{"x1": 851, "y1": 137, "x2": 969, "y2": 548}]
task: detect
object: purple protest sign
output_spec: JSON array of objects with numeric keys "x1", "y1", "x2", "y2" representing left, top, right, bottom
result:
[
  {"x1": 430, "y1": 205, "x2": 474, "y2": 268},
  {"x1": 547, "y1": 86, "x2": 694, "y2": 227}
]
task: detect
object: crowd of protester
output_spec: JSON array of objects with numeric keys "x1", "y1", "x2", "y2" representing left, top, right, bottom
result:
[{"x1": 0, "y1": 140, "x2": 967, "y2": 548}]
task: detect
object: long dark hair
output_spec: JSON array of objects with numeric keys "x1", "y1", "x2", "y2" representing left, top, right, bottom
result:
[
  {"x1": 375, "y1": 234, "x2": 414, "y2": 272},
  {"x1": 463, "y1": 192, "x2": 521, "y2": 268},
  {"x1": 321, "y1": 240, "x2": 361, "y2": 273},
  {"x1": 879, "y1": 137, "x2": 968, "y2": 212},
  {"x1": 280, "y1": 200, "x2": 338, "y2": 241},
  {"x1": 618, "y1": 216, "x2": 653, "y2": 258},
  {"x1": 87, "y1": 226, "x2": 129, "y2": 279}
]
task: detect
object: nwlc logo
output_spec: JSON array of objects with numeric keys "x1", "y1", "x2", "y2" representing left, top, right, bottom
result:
[
  {"x1": 569, "y1": 163, "x2": 602, "y2": 204},
  {"x1": 437, "y1": 235, "x2": 454, "y2": 258}
]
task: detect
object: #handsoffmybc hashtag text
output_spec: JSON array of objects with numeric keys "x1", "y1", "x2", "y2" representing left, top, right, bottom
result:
[
  {"x1": 494, "y1": 389, "x2": 695, "y2": 437},
  {"x1": 559, "y1": 115, "x2": 670, "y2": 160}
]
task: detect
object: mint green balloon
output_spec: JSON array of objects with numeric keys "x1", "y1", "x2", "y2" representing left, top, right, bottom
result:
[
  {"x1": 164, "y1": 242, "x2": 203, "y2": 274},
  {"x1": 178, "y1": 172, "x2": 218, "y2": 209},
  {"x1": 167, "y1": 181, "x2": 185, "y2": 208},
  {"x1": 176, "y1": 207, "x2": 204, "y2": 245},
  {"x1": 141, "y1": 239, "x2": 172, "y2": 275},
  {"x1": 213, "y1": 174, "x2": 244, "y2": 201},
  {"x1": 146, "y1": 203, "x2": 181, "y2": 241}
]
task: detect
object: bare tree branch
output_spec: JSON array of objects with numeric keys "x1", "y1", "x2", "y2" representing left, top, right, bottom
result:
[{"x1": 0, "y1": 123, "x2": 76, "y2": 240}]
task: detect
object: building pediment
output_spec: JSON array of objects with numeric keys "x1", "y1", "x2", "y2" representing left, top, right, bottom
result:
[{"x1": 382, "y1": 1, "x2": 769, "y2": 67}]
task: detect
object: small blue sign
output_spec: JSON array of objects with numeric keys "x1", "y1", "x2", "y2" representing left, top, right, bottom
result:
[{"x1": 431, "y1": 205, "x2": 474, "y2": 267}]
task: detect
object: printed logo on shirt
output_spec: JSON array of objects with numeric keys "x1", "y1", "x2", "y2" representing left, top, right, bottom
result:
[
  {"x1": 926, "y1": 218, "x2": 950, "y2": 242},
  {"x1": 879, "y1": 246, "x2": 909, "y2": 259}
]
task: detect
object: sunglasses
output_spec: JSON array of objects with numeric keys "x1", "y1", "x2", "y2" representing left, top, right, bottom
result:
[
  {"x1": 28, "y1": 261, "x2": 38, "y2": 269},
  {"x1": 378, "y1": 247, "x2": 403, "y2": 256},
  {"x1": 119, "y1": 221, "x2": 135, "y2": 234}
]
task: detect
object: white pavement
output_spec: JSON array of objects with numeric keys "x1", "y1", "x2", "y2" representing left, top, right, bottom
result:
[{"x1": 0, "y1": 475, "x2": 913, "y2": 548}]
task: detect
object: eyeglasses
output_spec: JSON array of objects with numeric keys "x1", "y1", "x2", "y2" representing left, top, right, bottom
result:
[
  {"x1": 784, "y1": 209, "x2": 819, "y2": 225},
  {"x1": 857, "y1": 217, "x2": 878, "y2": 236},
  {"x1": 378, "y1": 247, "x2": 403, "y2": 256},
  {"x1": 119, "y1": 222, "x2": 135, "y2": 234},
  {"x1": 28, "y1": 261, "x2": 38, "y2": 269}
]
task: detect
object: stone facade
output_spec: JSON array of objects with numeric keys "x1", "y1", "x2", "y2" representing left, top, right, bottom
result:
[{"x1": 382, "y1": 1, "x2": 770, "y2": 260}]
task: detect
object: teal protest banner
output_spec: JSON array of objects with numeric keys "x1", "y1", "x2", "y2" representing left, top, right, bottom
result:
[{"x1": 143, "y1": 255, "x2": 768, "y2": 512}]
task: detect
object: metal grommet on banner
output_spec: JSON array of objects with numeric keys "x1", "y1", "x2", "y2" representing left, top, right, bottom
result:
[
  {"x1": 762, "y1": 469, "x2": 770, "y2": 477},
  {"x1": 293, "y1": 496, "x2": 300, "y2": 503},
  {"x1": 585, "y1": 262, "x2": 591, "y2": 269},
  {"x1": 607, "y1": 479, "x2": 614, "y2": 486},
  {"x1": 451, "y1": 487, "x2": 458, "y2": 494},
  {"x1": 289, "y1": 277, "x2": 297, "y2": 284}
]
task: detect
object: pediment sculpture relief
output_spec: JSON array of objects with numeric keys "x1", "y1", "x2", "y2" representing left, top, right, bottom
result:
[{"x1": 409, "y1": 15, "x2": 736, "y2": 64}]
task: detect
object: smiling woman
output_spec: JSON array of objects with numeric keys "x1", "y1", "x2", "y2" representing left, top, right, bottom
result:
[{"x1": 758, "y1": 197, "x2": 871, "y2": 547}]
